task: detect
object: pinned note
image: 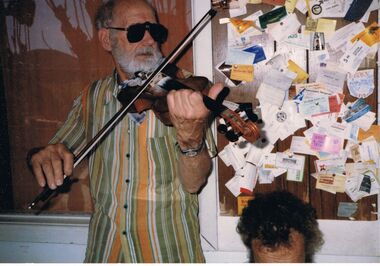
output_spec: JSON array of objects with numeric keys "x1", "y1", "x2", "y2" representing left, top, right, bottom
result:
[
  {"x1": 347, "y1": 69, "x2": 374, "y2": 99},
  {"x1": 230, "y1": 64, "x2": 254, "y2": 82}
]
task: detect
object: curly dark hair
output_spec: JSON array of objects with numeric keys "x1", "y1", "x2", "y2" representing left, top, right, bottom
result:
[{"x1": 237, "y1": 190, "x2": 324, "y2": 262}]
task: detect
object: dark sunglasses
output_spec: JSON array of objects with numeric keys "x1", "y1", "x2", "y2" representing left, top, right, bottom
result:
[{"x1": 107, "y1": 22, "x2": 168, "y2": 44}]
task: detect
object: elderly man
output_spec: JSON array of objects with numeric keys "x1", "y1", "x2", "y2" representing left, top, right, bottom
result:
[{"x1": 28, "y1": 0, "x2": 222, "y2": 262}]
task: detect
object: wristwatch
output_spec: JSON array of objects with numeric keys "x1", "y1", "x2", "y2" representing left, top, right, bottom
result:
[{"x1": 176, "y1": 140, "x2": 205, "y2": 157}]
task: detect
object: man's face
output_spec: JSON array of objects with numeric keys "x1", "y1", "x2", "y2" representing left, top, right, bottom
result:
[
  {"x1": 109, "y1": 1, "x2": 163, "y2": 75},
  {"x1": 251, "y1": 230, "x2": 306, "y2": 263}
]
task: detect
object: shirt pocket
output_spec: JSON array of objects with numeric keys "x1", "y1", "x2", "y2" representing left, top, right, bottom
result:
[{"x1": 146, "y1": 135, "x2": 179, "y2": 187}]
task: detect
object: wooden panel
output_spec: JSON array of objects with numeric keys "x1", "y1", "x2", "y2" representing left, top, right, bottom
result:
[
  {"x1": 1, "y1": 0, "x2": 193, "y2": 212},
  {"x1": 213, "y1": 4, "x2": 378, "y2": 220}
]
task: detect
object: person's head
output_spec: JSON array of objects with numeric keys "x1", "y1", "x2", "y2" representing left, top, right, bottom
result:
[
  {"x1": 237, "y1": 190, "x2": 324, "y2": 263},
  {"x1": 95, "y1": 0, "x2": 164, "y2": 78}
]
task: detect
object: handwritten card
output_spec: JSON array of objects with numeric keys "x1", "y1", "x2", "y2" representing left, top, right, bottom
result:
[{"x1": 347, "y1": 69, "x2": 374, "y2": 98}]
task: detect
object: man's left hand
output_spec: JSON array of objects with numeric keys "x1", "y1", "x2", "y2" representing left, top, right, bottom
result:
[{"x1": 167, "y1": 83, "x2": 223, "y2": 149}]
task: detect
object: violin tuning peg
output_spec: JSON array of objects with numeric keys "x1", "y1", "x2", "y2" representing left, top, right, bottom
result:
[
  {"x1": 226, "y1": 130, "x2": 239, "y2": 142},
  {"x1": 217, "y1": 124, "x2": 228, "y2": 134}
]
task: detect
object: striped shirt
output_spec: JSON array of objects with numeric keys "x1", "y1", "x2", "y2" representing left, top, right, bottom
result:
[{"x1": 49, "y1": 71, "x2": 216, "y2": 262}]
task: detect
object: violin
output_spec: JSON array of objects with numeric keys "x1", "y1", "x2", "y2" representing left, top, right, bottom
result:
[
  {"x1": 117, "y1": 63, "x2": 261, "y2": 143},
  {"x1": 27, "y1": 8, "x2": 260, "y2": 210},
  {"x1": 117, "y1": 63, "x2": 211, "y2": 126}
]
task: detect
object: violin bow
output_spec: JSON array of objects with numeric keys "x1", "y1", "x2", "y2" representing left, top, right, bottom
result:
[{"x1": 28, "y1": 9, "x2": 217, "y2": 210}]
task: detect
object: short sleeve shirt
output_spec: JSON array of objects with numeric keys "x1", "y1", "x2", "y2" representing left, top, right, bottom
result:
[{"x1": 49, "y1": 72, "x2": 216, "y2": 263}]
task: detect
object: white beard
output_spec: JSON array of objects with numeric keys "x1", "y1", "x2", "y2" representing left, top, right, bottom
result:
[{"x1": 113, "y1": 45, "x2": 163, "y2": 75}]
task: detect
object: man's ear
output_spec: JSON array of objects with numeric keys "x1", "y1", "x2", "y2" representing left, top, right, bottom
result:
[{"x1": 98, "y1": 28, "x2": 112, "y2": 51}]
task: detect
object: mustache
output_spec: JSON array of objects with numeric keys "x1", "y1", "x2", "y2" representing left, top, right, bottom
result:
[{"x1": 135, "y1": 47, "x2": 156, "y2": 56}]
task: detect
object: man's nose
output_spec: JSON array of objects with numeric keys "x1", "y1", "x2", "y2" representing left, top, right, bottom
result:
[{"x1": 141, "y1": 29, "x2": 155, "y2": 45}]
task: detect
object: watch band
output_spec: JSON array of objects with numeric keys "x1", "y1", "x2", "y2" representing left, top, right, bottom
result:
[{"x1": 176, "y1": 140, "x2": 205, "y2": 157}]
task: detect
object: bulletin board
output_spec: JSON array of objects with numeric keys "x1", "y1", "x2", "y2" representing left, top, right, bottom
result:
[{"x1": 212, "y1": 2, "x2": 379, "y2": 220}]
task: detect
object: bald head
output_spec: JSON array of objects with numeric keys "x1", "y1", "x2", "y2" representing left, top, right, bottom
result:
[{"x1": 95, "y1": 0, "x2": 157, "y2": 30}]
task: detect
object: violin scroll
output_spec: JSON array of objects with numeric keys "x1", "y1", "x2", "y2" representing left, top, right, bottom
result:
[{"x1": 203, "y1": 87, "x2": 261, "y2": 143}]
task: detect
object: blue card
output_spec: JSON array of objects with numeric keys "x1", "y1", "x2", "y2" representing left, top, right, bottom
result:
[{"x1": 243, "y1": 45, "x2": 266, "y2": 64}]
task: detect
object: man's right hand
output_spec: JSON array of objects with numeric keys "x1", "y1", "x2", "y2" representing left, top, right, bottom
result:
[{"x1": 29, "y1": 143, "x2": 74, "y2": 190}]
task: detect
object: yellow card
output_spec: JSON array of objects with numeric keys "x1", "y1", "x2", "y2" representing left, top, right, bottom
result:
[
  {"x1": 305, "y1": 17, "x2": 317, "y2": 32},
  {"x1": 247, "y1": 0, "x2": 262, "y2": 3},
  {"x1": 285, "y1": 0, "x2": 298, "y2": 13},
  {"x1": 351, "y1": 22, "x2": 380, "y2": 47},
  {"x1": 230, "y1": 64, "x2": 254, "y2": 82},
  {"x1": 316, "y1": 19, "x2": 337, "y2": 33},
  {"x1": 358, "y1": 125, "x2": 380, "y2": 142},
  {"x1": 237, "y1": 196, "x2": 254, "y2": 216},
  {"x1": 287, "y1": 60, "x2": 309, "y2": 84},
  {"x1": 229, "y1": 18, "x2": 254, "y2": 34}
]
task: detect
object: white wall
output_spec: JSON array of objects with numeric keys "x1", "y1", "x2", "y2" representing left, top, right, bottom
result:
[{"x1": 0, "y1": 213, "x2": 378, "y2": 263}]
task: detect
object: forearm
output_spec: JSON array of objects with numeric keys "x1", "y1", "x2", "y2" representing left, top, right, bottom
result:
[{"x1": 178, "y1": 147, "x2": 212, "y2": 193}]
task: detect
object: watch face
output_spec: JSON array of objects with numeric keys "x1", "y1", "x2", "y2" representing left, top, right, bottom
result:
[
  {"x1": 176, "y1": 141, "x2": 205, "y2": 157},
  {"x1": 184, "y1": 150, "x2": 198, "y2": 157}
]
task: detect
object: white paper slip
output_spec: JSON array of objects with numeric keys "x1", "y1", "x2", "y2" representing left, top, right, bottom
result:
[
  {"x1": 268, "y1": 13, "x2": 301, "y2": 43},
  {"x1": 229, "y1": 5, "x2": 247, "y2": 18},
  {"x1": 237, "y1": 163, "x2": 258, "y2": 193},
  {"x1": 218, "y1": 142, "x2": 246, "y2": 171},
  {"x1": 309, "y1": 0, "x2": 347, "y2": 19},
  {"x1": 326, "y1": 22, "x2": 364, "y2": 51},
  {"x1": 298, "y1": 95, "x2": 330, "y2": 117},
  {"x1": 263, "y1": 68, "x2": 295, "y2": 91},
  {"x1": 290, "y1": 136, "x2": 316, "y2": 156},
  {"x1": 225, "y1": 48, "x2": 256, "y2": 65},
  {"x1": 275, "y1": 152, "x2": 305, "y2": 171},
  {"x1": 350, "y1": 111, "x2": 376, "y2": 132},
  {"x1": 295, "y1": 0, "x2": 308, "y2": 14},
  {"x1": 256, "y1": 83, "x2": 287, "y2": 107},
  {"x1": 246, "y1": 142, "x2": 274, "y2": 165},
  {"x1": 284, "y1": 33, "x2": 311, "y2": 49},
  {"x1": 258, "y1": 168, "x2": 275, "y2": 184},
  {"x1": 314, "y1": 158, "x2": 346, "y2": 174},
  {"x1": 225, "y1": 176, "x2": 242, "y2": 197},
  {"x1": 316, "y1": 68, "x2": 346, "y2": 94},
  {"x1": 287, "y1": 168, "x2": 304, "y2": 182},
  {"x1": 339, "y1": 40, "x2": 371, "y2": 74}
]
